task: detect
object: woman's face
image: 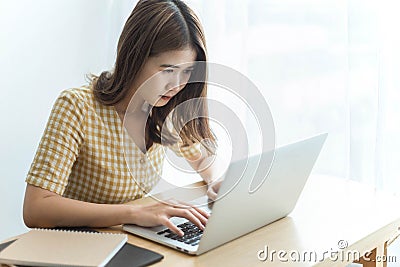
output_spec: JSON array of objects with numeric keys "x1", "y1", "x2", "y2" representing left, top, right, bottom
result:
[{"x1": 132, "y1": 47, "x2": 197, "y2": 107}]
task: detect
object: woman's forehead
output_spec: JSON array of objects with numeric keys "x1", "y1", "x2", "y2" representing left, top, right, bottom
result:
[{"x1": 150, "y1": 48, "x2": 197, "y2": 67}]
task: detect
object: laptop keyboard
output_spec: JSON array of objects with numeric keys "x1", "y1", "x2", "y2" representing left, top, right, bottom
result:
[{"x1": 157, "y1": 222, "x2": 203, "y2": 246}]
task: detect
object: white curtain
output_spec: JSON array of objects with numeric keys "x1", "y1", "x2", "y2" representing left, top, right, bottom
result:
[{"x1": 185, "y1": 0, "x2": 400, "y2": 194}]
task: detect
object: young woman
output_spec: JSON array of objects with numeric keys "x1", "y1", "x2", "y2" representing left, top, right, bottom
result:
[{"x1": 23, "y1": 0, "x2": 219, "y2": 237}]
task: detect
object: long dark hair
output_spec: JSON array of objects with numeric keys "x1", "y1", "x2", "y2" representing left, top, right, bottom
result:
[{"x1": 92, "y1": 0, "x2": 216, "y2": 153}]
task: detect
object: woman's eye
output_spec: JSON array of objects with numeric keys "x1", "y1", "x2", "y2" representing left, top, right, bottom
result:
[{"x1": 163, "y1": 69, "x2": 174, "y2": 73}]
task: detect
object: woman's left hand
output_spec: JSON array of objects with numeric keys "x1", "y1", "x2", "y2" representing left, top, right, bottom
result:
[{"x1": 206, "y1": 180, "x2": 222, "y2": 201}]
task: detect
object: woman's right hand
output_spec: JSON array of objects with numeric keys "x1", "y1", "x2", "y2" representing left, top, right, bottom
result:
[
  {"x1": 128, "y1": 201, "x2": 209, "y2": 236},
  {"x1": 23, "y1": 184, "x2": 207, "y2": 235}
]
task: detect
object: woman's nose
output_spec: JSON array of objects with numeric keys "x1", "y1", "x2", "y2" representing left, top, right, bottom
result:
[{"x1": 168, "y1": 74, "x2": 183, "y2": 91}]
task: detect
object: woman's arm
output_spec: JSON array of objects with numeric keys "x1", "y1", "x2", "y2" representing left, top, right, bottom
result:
[
  {"x1": 187, "y1": 153, "x2": 223, "y2": 200},
  {"x1": 23, "y1": 184, "x2": 208, "y2": 236}
]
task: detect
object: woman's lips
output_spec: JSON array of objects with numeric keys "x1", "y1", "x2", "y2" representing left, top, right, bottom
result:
[
  {"x1": 160, "y1": 95, "x2": 172, "y2": 100},
  {"x1": 161, "y1": 95, "x2": 172, "y2": 100}
]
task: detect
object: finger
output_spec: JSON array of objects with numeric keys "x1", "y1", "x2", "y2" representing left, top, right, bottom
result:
[
  {"x1": 167, "y1": 199, "x2": 210, "y2": 219},
  {"x1": 161, "y1": 217, "x2": 184, "y2": 236},
  {"x1": 189, "y1": 207, "x2": 208, "y2": 225},
  {"x1": 172, "y1": 208, "x2": 205, "y2": 231},
  {"x1": 192, "y1": 205, "x2": 210, "y2": 219}
]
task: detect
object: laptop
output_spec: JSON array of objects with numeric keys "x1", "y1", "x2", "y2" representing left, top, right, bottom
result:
[{"x1": 123, "y1": 133, "x2": 327, "y2": 255}]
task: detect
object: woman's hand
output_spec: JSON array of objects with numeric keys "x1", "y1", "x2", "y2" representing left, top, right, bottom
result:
[
  {"x1": 206, "y1": 180, "x2": 222, "y2": 201},
  {"x1": 129, "y1": 201, "x2": 209, "y2": 236}
]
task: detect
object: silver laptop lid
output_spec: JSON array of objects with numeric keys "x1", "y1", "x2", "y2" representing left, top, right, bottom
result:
[{"x1": 196, "y1": 133, "x2": 327, "y2": 254}]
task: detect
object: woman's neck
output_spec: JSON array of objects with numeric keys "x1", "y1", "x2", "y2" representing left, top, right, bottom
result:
[{"x1": 115, "y1": 95, "x2": 144, "y2": 114}]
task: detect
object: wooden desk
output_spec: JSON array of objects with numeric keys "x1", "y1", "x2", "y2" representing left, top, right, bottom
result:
[
  {"x1": 114, "y1": 175, "x2": 400, "y2": 267},
  {"x1": 2, "y1": 175, "x2": 400, "y2": 266}
]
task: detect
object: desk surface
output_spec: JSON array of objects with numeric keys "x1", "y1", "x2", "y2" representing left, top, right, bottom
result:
[
  {"x1": 110, "y1": 174, "x2": 400, "y2": 266},
  {"x1": 2, "y1": 175, "x2": 400, "y2": 267}
]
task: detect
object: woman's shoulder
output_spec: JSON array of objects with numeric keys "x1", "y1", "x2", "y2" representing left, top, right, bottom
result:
[
  {"x1": 48, "y1": 85, "x2": 97, "y2": 120},
  {"x1": 58, "y1": 85, "x2": 93, "y2": 102},
  {"x1": 54, "y1": 84, "x2": 99, "y2": 111}
]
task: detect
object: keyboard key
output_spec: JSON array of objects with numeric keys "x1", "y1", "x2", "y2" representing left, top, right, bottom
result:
[
  {"x1": 162, "y1": 221, "x2": 203, "y2": 245},
  {"x1": 156, "y1": 229, "x2": 169, "y2": 235}
]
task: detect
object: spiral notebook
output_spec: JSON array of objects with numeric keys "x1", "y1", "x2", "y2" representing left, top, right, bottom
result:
[{"x1": 0, "y1": 228, "x2": 127, "y2": 267}]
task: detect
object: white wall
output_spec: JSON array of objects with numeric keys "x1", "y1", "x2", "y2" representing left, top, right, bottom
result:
[{"x1": 0, "y1": 0, "x2": 136, "y2": 241}]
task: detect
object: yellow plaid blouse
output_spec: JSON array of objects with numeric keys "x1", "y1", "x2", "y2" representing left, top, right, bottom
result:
[{"x1": 26, "y1": 86, "x2": 201, "y2": 204}]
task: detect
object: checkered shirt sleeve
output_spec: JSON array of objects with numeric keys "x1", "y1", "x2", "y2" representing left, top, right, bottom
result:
[{"x1": 25, "y1": 90, "x2": 85, "y2": 195}]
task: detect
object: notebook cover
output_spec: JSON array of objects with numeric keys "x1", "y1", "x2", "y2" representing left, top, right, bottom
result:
[
  {"x1": 106, "y1": 243, "x2": 164, "y2": 267},
  {"x1": 55, "y1": 228, "x2": 164, "y2": 267},
  {"x1": 0, "y1": 229, "x2": 127, "y2": 267},
  {"x1": 0, "y1": 238, "x2": 164, "y2": 267}
]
